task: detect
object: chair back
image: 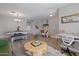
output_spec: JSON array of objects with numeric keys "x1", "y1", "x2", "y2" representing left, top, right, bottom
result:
[{"x1": 62, "y1": 35, "x2": 74, "y2": 46}]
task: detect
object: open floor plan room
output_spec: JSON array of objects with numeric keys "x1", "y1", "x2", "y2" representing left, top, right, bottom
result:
[{"x1": 0, "y1": 3, "x2": 79, "y2": 56}]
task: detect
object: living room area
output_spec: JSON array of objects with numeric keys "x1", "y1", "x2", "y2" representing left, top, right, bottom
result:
[{"x1": 0, "y1": 3, "x2": 79, "y2": 56}]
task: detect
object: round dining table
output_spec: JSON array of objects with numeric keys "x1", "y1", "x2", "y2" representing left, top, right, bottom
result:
[{"x1": 24, "y1": 40, "x2": 47, "y2": 56}]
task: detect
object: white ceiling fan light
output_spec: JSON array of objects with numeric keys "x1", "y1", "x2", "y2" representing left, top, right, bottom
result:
[
  {"x1": 9, "y1": 10, "x2": 25, "y2": 18},
  {"x1": 9, "y1": 11, "x2": 17, "y2": 16},
  {"x1": 10, "y1": 11, "x2": 22, "y2": 22}
]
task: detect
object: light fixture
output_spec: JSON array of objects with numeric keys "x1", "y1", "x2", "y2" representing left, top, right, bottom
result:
[
  {"x1": 49, "y1": 9, "x2": 56, "y2": 17},
  {"x1": 10, "y1": 11, "x2": 25, "y2": 18},
  {"x1": 10, "y1": 11, "x2": 21, "y2": 22},
  {"x1": 49, "y1": 14, "x2": 53, "y2": 17},
  {"x1": 14, "y1": 19, "x2": 21, "y2": 22},
  {"x1": 18, "y1": 19, "x2": 21, "y2": 22},
  {"x1": 10, "y1": 11, "x2": 17, "y2": 16},
  {"x1": 14, "y1": 19, "x2": 18, "y2": 22}
]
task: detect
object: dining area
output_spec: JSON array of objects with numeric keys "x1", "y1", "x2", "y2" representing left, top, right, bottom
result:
[{"x1": 8, "y1": 33, "x2": 65, "y2": 56}]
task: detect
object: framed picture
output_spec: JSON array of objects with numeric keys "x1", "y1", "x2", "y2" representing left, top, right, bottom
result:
[{"x1": 61, "y1": 13, "x2": 79, "y2": 23}]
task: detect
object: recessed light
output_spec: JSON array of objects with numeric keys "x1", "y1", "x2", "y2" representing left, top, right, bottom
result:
[{"x1": 49, "y1": 14, "x2": 53, "y2": 17}]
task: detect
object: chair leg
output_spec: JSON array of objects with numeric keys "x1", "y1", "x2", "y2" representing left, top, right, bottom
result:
[
  {"x1": 11, "y1": 51, "x2": 16, "y2": 56},
  {"x1": 66, "y1": 47, "x2": 72, "y2": 56},
  {"x1": 60, "y1": 48, "x2": 72, "y2": 56},
  {"x1": 60, "y1": 48, "x2": 64, "y2": 54}
]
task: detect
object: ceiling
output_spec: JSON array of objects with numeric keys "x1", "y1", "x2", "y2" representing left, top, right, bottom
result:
[{"x1": 0, "y1": 3, "x2": 69, "y2": 20}]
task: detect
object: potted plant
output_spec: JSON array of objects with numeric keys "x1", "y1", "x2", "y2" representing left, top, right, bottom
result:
[
  {"x1": 33, "y1": 34, "x2": 39, "y2": 40},
  {"x1": 32, "y1": 34, "x2": 40, "y2": 46}
]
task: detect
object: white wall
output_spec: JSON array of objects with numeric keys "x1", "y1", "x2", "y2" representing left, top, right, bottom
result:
[
  {"x1": 0, "y1": 10, "x2": 59, "y2": 36},
  {"x1": 31, "y1": 18, "x2": 46, "y2": 34},
  {"x1": 59, "y1": 4, "x2": 79, "y2": 33},
  {"x1": 0, "y1": 16, "x2": 27, "y2": 36},
  {"x1": 49, "y1": 9, "x2": 59, "y2": 36},
  {"x1": 31, "y1": 9, "x2": 59, "y2": 36}
]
